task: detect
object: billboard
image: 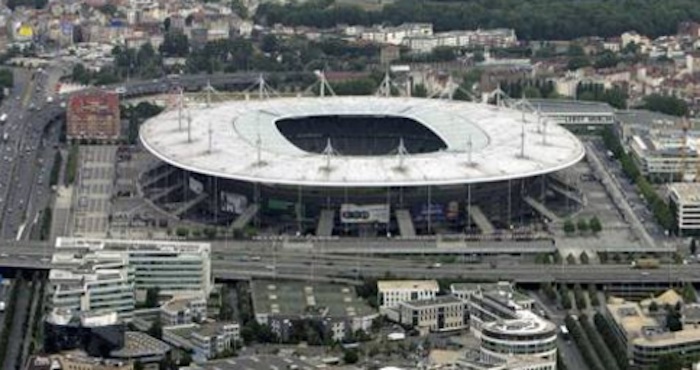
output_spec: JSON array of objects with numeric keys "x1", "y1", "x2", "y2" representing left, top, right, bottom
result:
[
  {"x1": 414, "y1": 203, "x2": 445, "y2": 223},
  {"x1": 221, "y1": 192, "x2": 247, "y2": 214},
  {"x1": 188, "y1": 177, "x2": 203, "y2": 194},
  {"x1": 340, "y1": 204, "x2": 390, "y2": 224}
]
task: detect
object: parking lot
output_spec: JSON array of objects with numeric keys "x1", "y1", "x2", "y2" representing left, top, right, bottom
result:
[{"x1": 70, "y1": 145, "x2": 117, "y2": 237}]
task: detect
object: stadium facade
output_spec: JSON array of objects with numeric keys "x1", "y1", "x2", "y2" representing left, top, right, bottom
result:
[{"x1": 139, "y1": 96, "x2": 584, "y2": 237}]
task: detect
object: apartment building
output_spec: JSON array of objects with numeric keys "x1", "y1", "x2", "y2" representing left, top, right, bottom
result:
[
  {"x1": 162, "y1": 321, "x2": 240, "y2": 361},
  {"x1": 66, "y1": 89, "x2": 120, "y2": 142},
  {"x1": 668, "y1": 183, "x2": 700, "y2": 234},
  {"x1": 160, "y1": 295, "x2": 208, "y2": 326}
]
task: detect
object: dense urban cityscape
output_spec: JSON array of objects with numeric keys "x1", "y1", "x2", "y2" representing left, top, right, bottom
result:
[{"x1": 0, "y1": 0, "x2": 700, "y2": 370}]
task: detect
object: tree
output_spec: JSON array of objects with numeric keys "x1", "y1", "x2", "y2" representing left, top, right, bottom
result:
[
  {"x1": 261, "y1": 34, "x2": 280, "y2": 54},
  {"x1": 649, "y1": 301, "x2": 659, "y2": 312},
  {"x1": 145, "y1": 287, "x2": 160, "y2": 308},
  {"x1": 579, "y1": 252, "x2": 590, "y2": 264},
  {"x1": 563, "y1": 219, "x2": 575, "y2": 235},
  {"x1": 148, "y1": 318, "x2": 163, "y2": 339},
  {"x1": 343, "y1": 349, "x2": 359, "y2": 364},
  {"x1": 691, "y1": 238, "x2": 697, "y2": 256},
  {"x1": 589, "y1": 216, "x2": 602, "y2": 234},
  {"x1": 655, "y1": 353, "x2": 683, "y2": 370},
  {"x1": 577, "y1": 218, "x2": 589, "y2": 233},
  {"x1": 412, "y1": 83, "x2": 428, "y2": 97},
  {"x1": 593, "y1": 50, "x2": 620, "y2": 69},
  {"x1": 230, "y1": 0, "x2": 249, "y2": 18},
  {"x1": 567, "y1": 56, "x2": 591, "y2": 71},
  {"x1": 638, "y1": 94, "x2": 689, "y2": 117},
  {"x1": 71, "y1": 63, "x2": 90, "y2": 85},
  {"x1": 160, "y1": 32, "x2": 189, "y2": 57},
  {"x1": 666, "y1": 309, "x2": 683, "y2": 332},
  {"x1": 163, "y1": 17, "x2": 171, "y2": 32}
]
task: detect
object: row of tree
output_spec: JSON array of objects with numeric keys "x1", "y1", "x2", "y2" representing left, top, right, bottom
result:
[
  {"x1": 579, "y1": 314, "x2": 622, "y2": 370},
  {"x1": 602, "y1": 127, "x2": 675, "y2": 231},
  {"x1": 256, "y1": 0, "x2": 700, "y2": 40},
  {"x1": 592, "y1": 313, "x2": 629, "y2": 370},
  {"x1": 563, "y1": 217, "x2": 603, "y2": 235},
  {"x1": 564, "y1": 314, "x2": 605, "y2": 370}
]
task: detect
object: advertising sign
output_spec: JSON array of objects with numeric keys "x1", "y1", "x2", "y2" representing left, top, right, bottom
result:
[
  {"x1": 220, "y1": 192, "x2": 248, "y2": 214},
  {"x1": 340, "y1": 204, "x2": 390, "y2": 224},
  {"x1": 188, "y1": 177, "x2": 203, "y2": 194}
]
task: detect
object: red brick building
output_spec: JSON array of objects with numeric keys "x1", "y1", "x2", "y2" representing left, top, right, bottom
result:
[{"x1": 67, "y1": 90, "x2": 120, "y2": 141}]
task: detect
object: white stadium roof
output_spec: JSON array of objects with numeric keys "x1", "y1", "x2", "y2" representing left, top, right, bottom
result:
[{"x1": 140, "y1": 97, "x2": 584, "y2": 187}]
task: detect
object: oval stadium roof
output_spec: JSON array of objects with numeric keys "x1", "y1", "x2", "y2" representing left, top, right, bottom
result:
[{"x1": 140, "y1": 96, "x2": 585, "y2": 187}]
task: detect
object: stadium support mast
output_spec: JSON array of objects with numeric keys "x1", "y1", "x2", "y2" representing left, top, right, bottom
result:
[
  {"x1": 467, "y1": 135, "x2": 474, "y2": 166},
  {"x1": 255, "y1": 134, "x2": 264, "y2": 166},
  {"x1": 206, "y1": 80, "x2": 212, "y2": 107},
  {"x1": 377, "y1": 70, "x2": 392, "y2": 97},
  {"x1": 208, "y1": 120, "x2": 213, "y2": 154},
  {"x1": 520, "y1": 120, "x2": 526, "y2": 158},
  {"x1": 187, "y1": 110, "x2": 192, "y2": 143},
  {"x1": 178, "y1": 87, "x2": 184, "y2": 131},
  {"x1": 322, "y1": 138, "x2": 336, "y2": 171},
  {"x1": 258, "y1": 74, "x2": 265, "y2": 100},
  {"x1": 397, "y1": 138, "x2": 409, "y2": 169}
]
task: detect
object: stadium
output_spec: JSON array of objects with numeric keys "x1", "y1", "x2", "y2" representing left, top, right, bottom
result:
[{"x1": 139, "y1": 96, "x2": 585, "y2": 237}]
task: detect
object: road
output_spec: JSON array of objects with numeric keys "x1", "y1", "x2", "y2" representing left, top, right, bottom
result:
[{"x1": 0, "y1": 67, "x2": 63, "y2": 242}]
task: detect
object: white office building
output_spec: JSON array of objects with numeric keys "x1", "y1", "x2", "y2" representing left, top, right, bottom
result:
[
  {"x1": 163, "y1": 321, "x2": 240, "y2": 361},
  {"x1": 452, "y1": 282, "x2": 557, "y2": 370},
  {"x1": 398, "y1": 295, "x2": 469, "y2": 333},
  {"x1": 49, "y1": 251, "x2": 135, "y2": 319},
  {"x1": 55, "y1": 237, "x2": 212, "y2": 297},
  {"x1": 377, "y1": 280, "x2": 439, "y2": 310},
  {"x1": 669, "y1": 183, "x2": 700, "y2": 234},
  {"x1": 50, "y1": 238, "x2": 212, "y2": 319}
]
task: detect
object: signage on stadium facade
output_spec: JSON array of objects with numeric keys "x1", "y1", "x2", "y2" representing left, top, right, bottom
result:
[{"x1": 340, "y1": 204, "x2": 390, "y2": 224}]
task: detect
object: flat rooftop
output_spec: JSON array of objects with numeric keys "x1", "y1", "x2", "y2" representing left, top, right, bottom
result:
[
  {"x1": 55, "y1": 237, "x2": 210, "y2": 254},
  {"x1": 251, "y1": 280, "x2": 377, "y2": 318},
  {"x1": 529, "y1": 98, "x2": 616, "y2": 115},
  {"x1": 140, "y1": 96, "x2": 584, "y2": 187},
  {"x1": 669, "y1": 183, "x2": 700, "y2": 203},
  {"x1": 401, "y1": 295, "x2": 463, "y2": 308},
  {"x1": 378, "y1": 280, "x2": 439, "y2": 292},
  {"x1": 607, "y1": 294, "x2": 700, "y2": 348},
  {"x1": 110, "y1": 331, "x2": 170, "y2": 359},
  {"x1": 183, "y1": 354, "x2": 315, "y2": 370}
]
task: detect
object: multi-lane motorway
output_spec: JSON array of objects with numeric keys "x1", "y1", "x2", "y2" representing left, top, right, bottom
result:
[{"x1": 0, "y1": 240, "x2": 690, "y2": 284}]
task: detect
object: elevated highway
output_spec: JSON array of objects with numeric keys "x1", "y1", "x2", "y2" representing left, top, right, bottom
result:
[{"x1": 0, "y1": 240, "x2": 691, "y2": 284}]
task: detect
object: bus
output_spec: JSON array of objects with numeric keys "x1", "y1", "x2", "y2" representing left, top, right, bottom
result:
[{"x1": 560, "y1": 325, "x2": 570, "y2": 340}]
